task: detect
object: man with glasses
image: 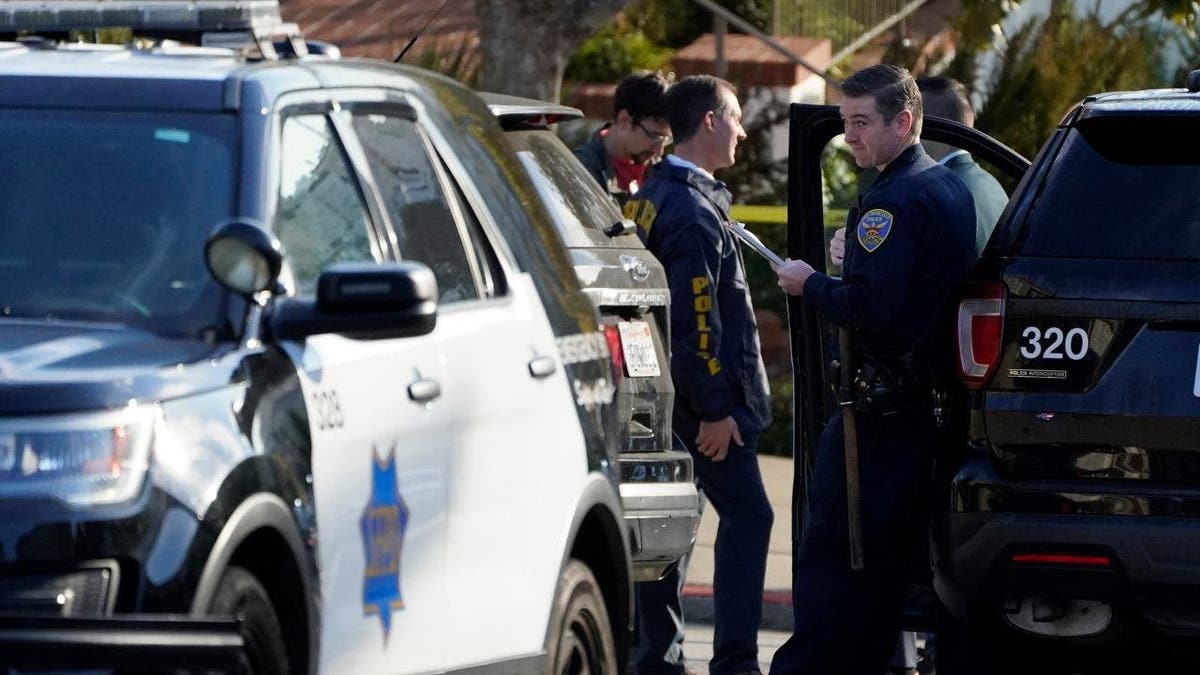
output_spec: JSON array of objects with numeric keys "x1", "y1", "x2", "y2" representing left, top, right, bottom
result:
[{"x1": 575, "y1": 71, "x2": 672, "y2": 206}]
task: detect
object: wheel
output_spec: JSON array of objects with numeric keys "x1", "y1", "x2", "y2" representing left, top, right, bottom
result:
[
  {"x1": 544, "y1": 560, "x2": 618, "y2": 675},
  {"x1": 207, "y1": 565, "x2": 289, "y2": 675}
]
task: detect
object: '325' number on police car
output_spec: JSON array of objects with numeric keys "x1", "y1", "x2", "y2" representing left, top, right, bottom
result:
[
  {"x1": 312, "y1": 389, "x2": 344, "y2": 430},
  {"x1": 1019, "y1": 326, "x2": 1089, "y2": 361}
]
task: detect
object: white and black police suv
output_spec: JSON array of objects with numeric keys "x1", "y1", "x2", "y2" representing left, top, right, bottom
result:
[
  {"x1": 788, "y1": 73, "x2": 1200, "y2": 673},
  {"x1": 0, "y1": 2, "x2": 633, "y2": 674}
]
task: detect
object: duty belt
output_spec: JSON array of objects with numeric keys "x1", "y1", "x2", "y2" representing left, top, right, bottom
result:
[{"x1": 850, "y1": 355, "x2": 934, "y2": 418}]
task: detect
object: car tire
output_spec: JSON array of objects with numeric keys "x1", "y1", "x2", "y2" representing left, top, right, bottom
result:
[
  {"x1": 544, "y1": 559, "x2": 618, "y2": 675},
  {"x1": 208, "y1": 565, "x2": 289, "y2": 675}
]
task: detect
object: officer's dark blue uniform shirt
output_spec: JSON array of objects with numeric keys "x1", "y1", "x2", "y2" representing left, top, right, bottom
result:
[
  {"x1": 626, "y1": 155, "x2": 772, "y2": 435},
  {"x1": 803, "y1": 144, "x2": 975, "y2": 362}
]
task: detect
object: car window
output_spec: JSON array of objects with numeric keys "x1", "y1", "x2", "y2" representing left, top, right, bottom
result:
[
  {"x1": 1019, "y1": 116, "x2": 1200, "y2": 260},
  {"x1": 275, "y1": 113, "x2": 377, "y2": 297},
  {"x1": 0, "y1": 109, "x2": 234, "y2": 333},
  {"x1": 351, "y1": 112, "x2": 482, "y2": 303},
  {"x1": 509, "y1": 130, "x2": 625, "y2": 237},
  {"x1": 436, "y1": 161, "x2": 503, "y2": 299}
]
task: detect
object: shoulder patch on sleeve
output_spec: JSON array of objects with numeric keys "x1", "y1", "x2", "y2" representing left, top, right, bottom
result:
[
  {"x1": 624, "y1": 199, "x2": 657, "y2": 235},
  {"x1": 856, "y1": 208, "x2": 893, "y2": 253}
]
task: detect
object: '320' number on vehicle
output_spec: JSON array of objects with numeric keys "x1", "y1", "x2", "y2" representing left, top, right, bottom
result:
[{"x1": 1019, "y1": 326, "x2": 1089, "y2": 360}]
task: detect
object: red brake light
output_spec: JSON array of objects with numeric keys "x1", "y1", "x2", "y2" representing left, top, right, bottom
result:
[
  {"x1": 1010, "y1": 553, "x2": 1112, "y2": 568},
  {"x1": 602, "y1": 324, "x2": 625, "y2": 384},
  {"x1": 956, "y1": 282, "x2": 1005, "y2": 389}
]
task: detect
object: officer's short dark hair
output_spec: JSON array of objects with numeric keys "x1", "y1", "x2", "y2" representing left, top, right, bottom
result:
[
  {"x1": 664, "y1": 75, "x2": 736, "y2": 145},
  {"x1": 916, "y1": 76, "x2": 974, "y2": 127},
  {"x1": 842, "y1": 64, "x2": 923, "y2": 137},
  {"x1": 613, "y1": 71, "x2": 671, "y2": 123}
]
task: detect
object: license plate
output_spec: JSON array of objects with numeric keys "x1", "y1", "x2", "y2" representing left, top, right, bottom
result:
[{"x1": 617, "y1": 321, "x2": 661, "y2": 377}]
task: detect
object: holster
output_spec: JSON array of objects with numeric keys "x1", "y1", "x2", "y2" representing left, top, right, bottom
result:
[
  {"x1": 832, "y1": 344, "x2": 952, "y2": 426},
  {"x1": 851, "y1": 352, "x2": 942, "y2": 420},
  {"x1": 851, "y1": 361, "x2": 905, "y2": 416}
]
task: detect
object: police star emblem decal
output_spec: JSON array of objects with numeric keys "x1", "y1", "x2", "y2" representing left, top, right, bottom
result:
[
  {"x1": 856, "y1": 208, "x2": 894, "y2": 253},
  {"x1": 360, "y1": 445, "x2": 409, "y2": 642}
]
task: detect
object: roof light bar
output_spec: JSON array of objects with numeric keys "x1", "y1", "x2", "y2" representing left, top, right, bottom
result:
[{"x1": 0, "y1": 1, "x2": 284, "y2": 35}]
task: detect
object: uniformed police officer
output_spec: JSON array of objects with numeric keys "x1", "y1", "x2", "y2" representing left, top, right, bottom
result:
[
  {"x1": 626, "y1": 75, "x2": 774, "y2": 675},
  {"x1": 768, "y1": 64, "x2": 976, "y2": 675}
]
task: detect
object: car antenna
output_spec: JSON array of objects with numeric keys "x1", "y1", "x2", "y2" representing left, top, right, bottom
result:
[{"x1": 394, "y1": 0, "x2": 453, "y2": 63}]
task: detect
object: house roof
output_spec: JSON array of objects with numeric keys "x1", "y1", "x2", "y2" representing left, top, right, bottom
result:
[
  {"x1": 279, "y1": 0, "x2": 479, "y2": 63},
  {"x1": 671, "y1": 34, "x2": 832, "y2": 88},
  {"x1": 280, "y1": 0, "x2": 960, "y2": 108}
]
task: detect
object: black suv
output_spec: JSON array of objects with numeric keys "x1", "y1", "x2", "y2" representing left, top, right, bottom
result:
[
  {"x1": 788, "y1": 74, "x2": 1200, "y2": 673},
  {"x1": 484, "y1": 94, "x2": 701, "y2": 582},
  {"x1": 934, "y1": 74, "x2": 1200, "y2": 672}
]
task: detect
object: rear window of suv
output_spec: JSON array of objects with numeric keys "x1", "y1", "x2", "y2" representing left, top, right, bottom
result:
[
  {"x1": 508, "y1": 130, "x2": 625, "y2": 242},
  {"x1": 1019, "y1": 115, "x2": 1200, "y2": 260}
]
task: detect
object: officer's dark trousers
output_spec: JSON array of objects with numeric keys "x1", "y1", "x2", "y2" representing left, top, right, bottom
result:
[
  {"x1": 769, "y1": 409, "x2": 931, "y2": 675},
  {"x1": 634, "y1": 428, "x2": 773, "y2": 675}
]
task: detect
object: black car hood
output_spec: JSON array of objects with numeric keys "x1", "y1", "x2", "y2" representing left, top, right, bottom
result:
[{"x1": 0, "y1": 320, "x2": 237, "y2": 415}]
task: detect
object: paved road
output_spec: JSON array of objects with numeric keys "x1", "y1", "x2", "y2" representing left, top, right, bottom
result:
[
  {"x1": 682, "y1": 625, "x2": 792, "y2": 675},
  {"x1": 682, "y1": 624, "x2": 932, "y2": 674}
]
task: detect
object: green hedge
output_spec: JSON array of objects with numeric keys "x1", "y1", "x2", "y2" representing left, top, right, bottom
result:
[{"x1": 730, "y1": 206, "x2": 847, "y2": 456}]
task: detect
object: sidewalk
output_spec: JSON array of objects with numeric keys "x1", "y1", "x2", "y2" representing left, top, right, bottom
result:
[{"x1": 681, "y1": 453, "x2": 795, "y2": 631}]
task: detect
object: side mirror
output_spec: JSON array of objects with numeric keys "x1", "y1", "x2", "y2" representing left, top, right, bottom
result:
[
  {"x1": 204, "y1": 221, "x2": 283, "y2": 295},
  {"x1": 272, "y1": 262, "x2": 439, "y2": 341}
]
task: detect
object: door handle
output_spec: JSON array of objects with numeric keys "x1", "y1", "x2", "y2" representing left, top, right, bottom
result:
[
  {"x1": 407, "y1": 378, "x2": 441, "y2": 403},
  {"x1": 528, "y1": 355, "x2": 557, "y2": 379}
]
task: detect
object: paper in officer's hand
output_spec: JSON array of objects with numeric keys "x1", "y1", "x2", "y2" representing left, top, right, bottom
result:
[{"x1": 727, "y1": 220, "x2": 785, "y2": 267}]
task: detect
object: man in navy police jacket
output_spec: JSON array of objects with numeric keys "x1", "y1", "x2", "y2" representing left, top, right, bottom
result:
[{"x1": 624, "y1": 74, "x2": 773, "y2": 675}]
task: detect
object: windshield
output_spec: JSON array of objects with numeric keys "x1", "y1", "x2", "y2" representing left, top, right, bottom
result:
[
  {"x1": 0, "y1": 109, "x2": 237, "y2": 336},
  {"x1": 1020, "y1": 115, "x2": 1200, "y2": 260}
]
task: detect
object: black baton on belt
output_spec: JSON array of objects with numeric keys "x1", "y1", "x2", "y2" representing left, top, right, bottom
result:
[{"x1": 838, "y1": 327, "x2": 865, "y2": 571}]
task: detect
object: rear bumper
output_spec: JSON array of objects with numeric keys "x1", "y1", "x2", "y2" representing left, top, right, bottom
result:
[
  {"x1": 934, "y1": 454, "x2": 1200, "y2": 633},
  {"x1": 0, "y1": 613, "x2": 243, "y2": 671},
  {"x1": 618, "y1": 452, "x2": 701, "y2": 581}
]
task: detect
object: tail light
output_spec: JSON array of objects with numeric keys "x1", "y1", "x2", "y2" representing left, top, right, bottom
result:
[
  {"x1": 956, "y1": 282, "x2": 1005, "y2": 389},
  {"x1": 1010, "y1": 552, "x2": 1112, "y2": 568},
  {"x1": 602, "y1": 324, "x2": 625, "y2": 386}
]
